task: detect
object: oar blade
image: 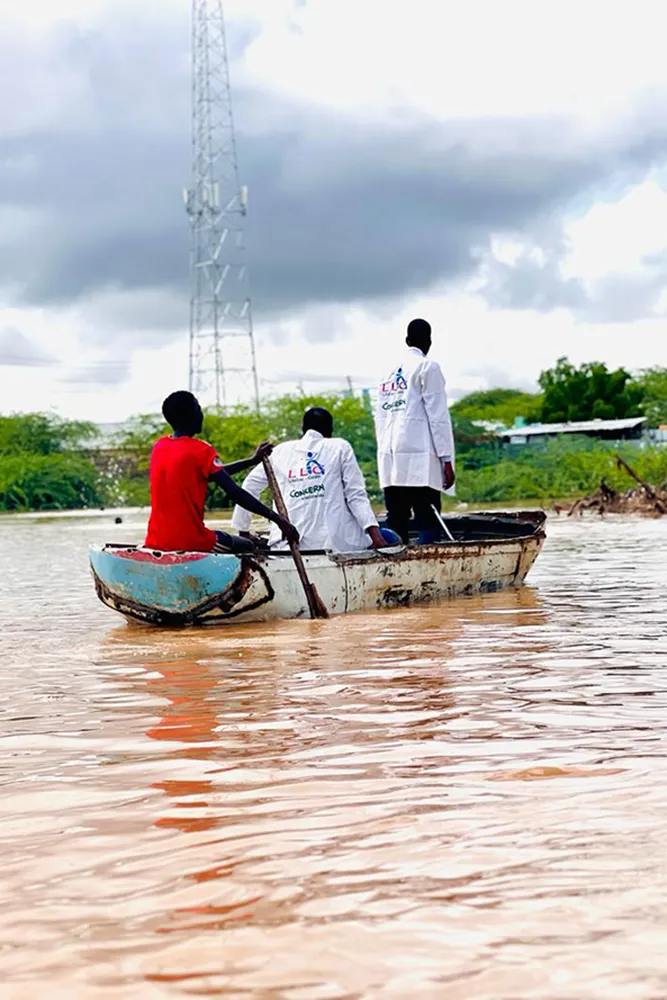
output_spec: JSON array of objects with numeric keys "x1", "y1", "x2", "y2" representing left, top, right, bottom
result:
[{"x1": 310, "y1": 583, "x2": 330, "y2": 619}]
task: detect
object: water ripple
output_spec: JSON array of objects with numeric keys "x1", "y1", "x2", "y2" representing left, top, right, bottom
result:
[{"x1": 1, "y1": 512, "x2": 667, "y2": 998}]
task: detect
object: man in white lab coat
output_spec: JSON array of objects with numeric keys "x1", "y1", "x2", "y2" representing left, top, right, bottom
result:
[
  {"x1": 231, "y1": 407, "x2": 400, "y2": 552},
  {"x1": 375, "y1": 318, "x2": 455, "y2": 545}
]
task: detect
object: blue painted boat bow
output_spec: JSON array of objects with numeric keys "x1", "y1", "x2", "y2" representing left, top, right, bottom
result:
[{"x1": 89, "y1": 546, "x2": 270, "y2": 624}]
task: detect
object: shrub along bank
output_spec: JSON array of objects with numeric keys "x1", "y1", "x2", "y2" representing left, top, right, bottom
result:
[
  {"x1": 0, "y1": 454, "x2": 102, "y2": 511},
  {"x1": 0, "y1": 415, "x2": 102, "y2": 512},
  {"x1": 2, "y1": 404, "x2": 667, "y2": 513},
  {"x1": 454, "y1": 439, "x2": 667, "y2": 504}
]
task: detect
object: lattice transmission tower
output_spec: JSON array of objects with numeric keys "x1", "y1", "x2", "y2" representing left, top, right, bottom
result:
[{"x1": 184, "y1": 0, "x2": 259, "y2": 411}]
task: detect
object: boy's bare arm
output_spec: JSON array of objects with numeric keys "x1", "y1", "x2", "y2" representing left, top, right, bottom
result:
[
  {"x1": 209, "y1": 466, "x2": 299, "y2": 544},
  {"x1": 221, "y1": 441, "x2": 273, "y2": 477}
]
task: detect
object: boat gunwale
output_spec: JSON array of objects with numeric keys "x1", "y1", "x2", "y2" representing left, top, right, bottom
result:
[
  {"x1": 327, "y1": 531, "x2": 545, "y2": 566},
  {"x1": 89, "y1": 520, "x2": 546, "y2": 627},
  {"x1": 91, "y1": 510, "x2": 547, "y2": 564},
  {"x1": 90, "y1": 533, "x2": 544, "y2": 568}
]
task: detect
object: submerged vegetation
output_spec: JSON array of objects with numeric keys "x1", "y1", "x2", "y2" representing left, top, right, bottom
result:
[{"x1": 2, "y1": 358, "x2": 667, "y2": 513}]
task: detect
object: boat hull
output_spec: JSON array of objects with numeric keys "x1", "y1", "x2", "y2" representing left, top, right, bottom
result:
[{"x1": 90, "y1": 512, "x2": 546, "y2": 627}]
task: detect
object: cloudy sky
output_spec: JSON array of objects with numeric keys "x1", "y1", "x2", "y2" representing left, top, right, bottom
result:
[{"x1": 1, "y1": 0, "x2": 667, "y2": 422}]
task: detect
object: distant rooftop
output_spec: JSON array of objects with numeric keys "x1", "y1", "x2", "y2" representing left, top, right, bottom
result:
[
  {"x1": 500, "y1": 417, "x2": 646, "y2": 439},
  {"x1": 472, "y1": 419, "x2": 507, "y2": 432}
]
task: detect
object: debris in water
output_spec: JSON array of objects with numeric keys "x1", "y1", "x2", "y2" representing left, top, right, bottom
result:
[{"x1": 556, "y1": 455, "x2": 667, "y2": 518}]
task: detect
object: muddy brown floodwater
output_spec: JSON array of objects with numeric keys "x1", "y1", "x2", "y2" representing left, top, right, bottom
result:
[{"x1": 1, "y1": 511, "x2": 666, "y2": 999}]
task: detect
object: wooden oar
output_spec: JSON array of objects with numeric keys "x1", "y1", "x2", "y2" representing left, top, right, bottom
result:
[{"x1": 262, "y1": 456, "x2": 329, "y2": 619}]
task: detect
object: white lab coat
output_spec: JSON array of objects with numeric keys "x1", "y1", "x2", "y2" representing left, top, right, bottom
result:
[
  {"x1": 231, "y1": 429, "x2": 379, "y2": 552},
  {"x1": 375, "y1": 346, "x2": 455, "y2": 493}
]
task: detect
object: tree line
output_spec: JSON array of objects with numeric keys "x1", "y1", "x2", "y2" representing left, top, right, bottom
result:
[
  {"x1": 451, "y1": 359, "x2": 667, "y2": 426},
  {"x1": 2, "y1": 359, "x2": 667, "y2": 512}
]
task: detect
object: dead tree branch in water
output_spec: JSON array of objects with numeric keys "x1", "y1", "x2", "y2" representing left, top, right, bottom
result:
[{"x1": 555, "y1": 455, "x2": 667, "y2": 518}]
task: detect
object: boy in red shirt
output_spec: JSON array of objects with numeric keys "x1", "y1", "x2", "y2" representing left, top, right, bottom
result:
[{"x1": 145, "y1": 391, "x2": 298, "y2": 553}]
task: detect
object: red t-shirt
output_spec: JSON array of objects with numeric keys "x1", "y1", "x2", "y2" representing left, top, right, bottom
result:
[{"x1": 145, "y1": 436, "x2": 223, "y2": 552}]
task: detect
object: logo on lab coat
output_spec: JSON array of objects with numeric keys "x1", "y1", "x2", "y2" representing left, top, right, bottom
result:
[
  {"x1": 288, "y1": 451, "x2": 326, "y2": 499},
  {"x1": 380, "y1": 366, "x2": 408, "y2": 411}
]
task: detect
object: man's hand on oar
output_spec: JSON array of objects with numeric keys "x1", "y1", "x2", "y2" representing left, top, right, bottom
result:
[
  {"x1": 261, "y1": 454, "x2": 328, "y2": 619},
  {"x1": 277, "y1": 518, "x2": 299, "y2": 545},
  {"x1": 252, "y1": 441, "x2": 274, "y2": 464}
]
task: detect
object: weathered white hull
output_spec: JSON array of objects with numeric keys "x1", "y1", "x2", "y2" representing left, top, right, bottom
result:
[
  {"x1": 206, "y1": 535, "x2": 545, "y2": 624},
  {"x1": 90, "y1": 512, "x2": 546, "y2": 627}
]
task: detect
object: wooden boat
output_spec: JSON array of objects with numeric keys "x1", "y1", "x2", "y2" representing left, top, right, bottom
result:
[{"x1": 89, "y1": 511, "x2": 546, "y2": 627}]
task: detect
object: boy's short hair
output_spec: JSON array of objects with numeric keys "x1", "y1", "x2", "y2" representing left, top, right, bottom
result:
[{"x1": 162, "y1": 391, "x2": 201, "y2": 430}]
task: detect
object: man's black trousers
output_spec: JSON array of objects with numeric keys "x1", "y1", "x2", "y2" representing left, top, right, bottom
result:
[{"x1": 384, "y1": 486, "x2": 443, "y2": 545}]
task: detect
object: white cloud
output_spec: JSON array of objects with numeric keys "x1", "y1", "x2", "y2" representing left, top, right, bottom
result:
[
  {"x1": 564, "y1": 177, "x2": 667, "y2": 280},
  {"x1": 242, "y1": 0, "x2": 667, "y2": 126},
  {"x1": 0, "y1": 328, "x2": 55, "y2": 367}
]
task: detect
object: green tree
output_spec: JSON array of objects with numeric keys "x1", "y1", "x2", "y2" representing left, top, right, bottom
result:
[
  {"x1": 538, "y1": 357, "x2": 644, "y2": 423},
  {"x1": 0, "y1": 415, "x2": 101, "y2": 510},
  {"x1": 203, "y1": 407, "x2": 272, "y2": 462},
  {"x1": 0, "y1": 413, "x2": 97, "y2": 456},
  {"x1": 633, "y1": 367, "x2": 667, "y2": 427},
  {"x1": 451, "y1": 388, "x2": 542, "y2": 426}
]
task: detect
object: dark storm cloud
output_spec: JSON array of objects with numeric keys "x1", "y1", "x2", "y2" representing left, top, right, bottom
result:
[
  {"x1": 480, "y1": 247, "x2": 588, "y2": 313},
  {"x1": 2, "y1": 7, "x2": 667, "y2": 340}
]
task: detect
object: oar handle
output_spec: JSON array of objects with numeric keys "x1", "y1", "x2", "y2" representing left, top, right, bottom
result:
[
  {"x1": 262, "y1": 456, "x2": 327, "y2": 619},
  {"x1": 262, "y1": 456, "x2": 290, "y2": 522}
]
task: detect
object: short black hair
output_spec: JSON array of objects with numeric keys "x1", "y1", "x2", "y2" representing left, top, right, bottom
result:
[
  {"x1": 162, "y1": 391, "x2": 202, "y2": 432},
  {"x1": 406, "y1": 318, "x2": 432, "y2": 349},
  {"x1": 302, "y1": 406, "x2": 334, "y2": 438}
]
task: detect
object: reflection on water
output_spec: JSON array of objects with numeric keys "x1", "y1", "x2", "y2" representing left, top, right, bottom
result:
[{"x1": 1, "y1": 512, "x2": 667, "y2": 998}]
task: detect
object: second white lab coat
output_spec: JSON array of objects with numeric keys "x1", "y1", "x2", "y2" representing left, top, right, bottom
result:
[
  {"x1": 231, "y1": 429, "x2": 378, "y2": 552},
  {"x1": 375, "y1": 346, "x2": 455, "y2": 493}
]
